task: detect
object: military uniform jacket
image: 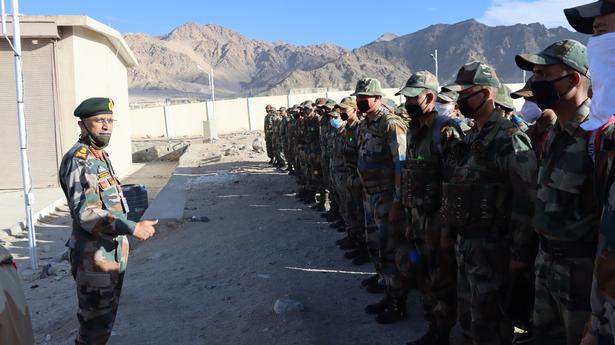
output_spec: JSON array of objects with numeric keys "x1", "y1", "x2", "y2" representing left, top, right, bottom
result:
[
  {"x1": 357, "y1": 106, "x2": 407, "y2": 194},
  {"x1": 534, "y1": 99, "x2": 600, "y2": 243},
  {"x1": 449, "y1": 108, "x2": 537, "y2": 262},
  {"x1": 59, "y1": 140, "x2": 135, "y2": 252}
]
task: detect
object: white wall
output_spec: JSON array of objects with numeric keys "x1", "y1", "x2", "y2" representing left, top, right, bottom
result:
[
  {"x1": 56, "y1": 26, "x2": 133, "y2": 175},
  {"x1": 129, "y1": 84, "x2": 524, "y2": 138}
]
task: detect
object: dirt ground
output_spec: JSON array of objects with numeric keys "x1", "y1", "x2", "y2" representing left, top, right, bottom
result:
[{"x1": 8, "y1": 132, "x2": 461, "y2": 345}]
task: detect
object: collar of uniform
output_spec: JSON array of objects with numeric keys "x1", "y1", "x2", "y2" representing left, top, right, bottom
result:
[
  {"x1": 367, "y1": 106, "x2": 387, "y2": 124},
  {"x1": 558, "y1": 98, "x2": 591, "y2": 136},
  {"x1": 470, "y1": 108, "x2": 505, "y2": 134}
]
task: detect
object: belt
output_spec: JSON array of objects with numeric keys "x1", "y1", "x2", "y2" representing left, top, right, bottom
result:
[{"x1": 539, "y1": 235, "x2": 596, "y2": 258}]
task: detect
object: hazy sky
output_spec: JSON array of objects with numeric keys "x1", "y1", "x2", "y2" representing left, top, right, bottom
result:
[{"x1": 15, "y1": 0, "x2": 588, "y2": 48}]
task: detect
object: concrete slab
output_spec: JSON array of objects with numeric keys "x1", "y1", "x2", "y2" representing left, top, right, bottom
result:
[{"x1": 140, "y1": 167, "x2": 190, "y2": 222}]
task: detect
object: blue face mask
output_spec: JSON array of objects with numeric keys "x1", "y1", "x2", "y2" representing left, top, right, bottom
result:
[{"x1": 329, "y1": 118, "x2": 344, "y2": 129}]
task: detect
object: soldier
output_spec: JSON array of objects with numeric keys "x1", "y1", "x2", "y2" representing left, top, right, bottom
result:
[
  {"x1": 353, "y1": 78, "x2": 409, "y2": 324},
  {"x1": 396, "y1": 71, "x2": 463, "y2": 345},
  {"x1": 0, "y1": 244, "x2": 34, "y2": 345},
  {"x1": 275, "y1": 107, "x2": 288, "y2": 170},
  {"x1": 564, "y1": 3, "x2": 615, "y2": 344},
  {"x1": 442, "y1": 62, "x2": 537, "y2": 344},
  {"x1": 327, "y1": 107, "x2": 351, "y2": 239},
  {"x1": 285, "y1": 105, "x2": 299, "y2": 175},
  {"x1": 300, "y1": 101, "x2": 318, "y2": 204},
  {"x1": 59, "y1": 98, "x2": 157, "y2": 345},
  {"x1": 337, "y1": 97, "x2": 371, "y2": 265},
  {"x1": 515, "y1": 39, "x2": 600, "y2": 345},
  {"x1": 316, "y1": 99, "x2": 336, "y2": 213},
  {"x1": 264, "y1": 105, "x2": 275, "y2": 164},
  {"x1": 495, "y1": 85, "x2": 529, "y2": 132}
]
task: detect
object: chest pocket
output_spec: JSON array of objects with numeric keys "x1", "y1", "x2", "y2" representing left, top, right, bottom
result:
[{"x1": 98, "y1": 171, "x2": 127, "y2": 213}]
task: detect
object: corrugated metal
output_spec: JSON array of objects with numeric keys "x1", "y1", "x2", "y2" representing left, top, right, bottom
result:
[{"x1": 0, "y1": 38, "x2": 59, "y2": 189}]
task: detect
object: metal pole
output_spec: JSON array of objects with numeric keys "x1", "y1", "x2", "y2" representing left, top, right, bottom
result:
[
  {"x1": 11, "y1": 0, "x2": 38, "y2": 269},
  {"x1": 434, "y1": 49, "x2": 438, "y2": 82}
]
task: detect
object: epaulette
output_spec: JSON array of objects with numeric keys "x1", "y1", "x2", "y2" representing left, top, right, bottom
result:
[{"x1": 74, "y1": 146, "x2": 88, "y2": 160}]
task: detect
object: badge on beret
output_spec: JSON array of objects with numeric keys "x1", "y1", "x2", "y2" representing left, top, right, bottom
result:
[{"x1": 108, "y1": 99, "x2": 114, "y2": 112}]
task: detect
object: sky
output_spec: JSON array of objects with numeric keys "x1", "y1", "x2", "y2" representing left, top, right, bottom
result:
[{"x1": 14, "y1": 0, "x2": 589, "y2": 48}]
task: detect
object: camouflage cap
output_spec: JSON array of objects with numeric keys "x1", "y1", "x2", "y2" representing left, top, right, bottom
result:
[
  {"x1": 437, "y1": 87, "x2": 459, "y2": 103},
  {"x1": 564, "y1": 0, "x2": 615, "y2": 34},
  {"x1": 511, "y1": 77, "x2": 533, "y2": 99},
  {"x1": 444, "y1": 61, "x2": 501, "y2": 92},
  {"x1": 314, "y1": 97, "x2": 327, "y2": 107},
  {"x1": 515, "y1": 39, "x2": 589, "y2": 76},
  {"x1": 338, "y1": 96, "x2": 357, "y2": 110},
  {"x1": 74, "y1": 97, "x2": 114, "y2": 118},
  {"x1": 395, "y1": 70, "x2": 439, "y2": 97},
  {"x1": 322, "y1": 99, "x2": 337, "y2": 110},
  {"x1": 495, "y1": 85, "x2": 516, "y2": 111},
  {"x1": 351, "y1": 78, "x2": 386, "y2": 97},
  {"x1": 300, "y1": 100, "x2": 313, "y2": 109}
]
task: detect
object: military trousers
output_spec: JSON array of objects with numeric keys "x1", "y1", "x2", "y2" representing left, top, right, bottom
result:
[
  {"x1": 592, "y1": 233, "x2": 615, "y2": 345},
  {"x1": 70, "y1": 235, "x2": 129, "y2": 345},
  {"x1": 345, "y1": 173, "x2": 365, "y2": 246},
  {"x1": 533, "y1": 247, "x2": 593, "y2": 345},
  {"x1": 265, "y1": 135, "x2": 273, "y2": 159},
  {"x1": 363, "y1": 190, "x2": 408, "y2": 299},
  {"x1": 456, "y1": 234, "x2": 512, "y2": 345}
]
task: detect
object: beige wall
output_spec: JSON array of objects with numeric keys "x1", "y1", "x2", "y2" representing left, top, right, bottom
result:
[
  {"x1": 129, "y1": 84, "x2": 524, "y2": 138},
  {"x1": 58, "y1": 27, "x2": 133, "y2": 175}
]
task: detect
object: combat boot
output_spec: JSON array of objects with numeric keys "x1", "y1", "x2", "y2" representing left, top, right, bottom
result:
[
  {"x1": 406, "y1": 326, "x2": 450, "y2": 345},
  {"x1": 329, "y1": 220, "x2": 345, "y2": 229},
  {"x1": 366, "y1": 280, "x2": 386, "y2": 294},
  {"x1": 352, "y1": 251, "x2": 370, "y2": 266},
  {"x1": 365, "y1": 295, "x2": 389, "y2": 315},
  {"x1": 361, "y1": 274, "x2": 379, "y2": 287},
  {"x1": 336, "y1": 236, "x2": 353, "y2": 246},
  {"x1": 376, "y1": 297, "x2": 406, "y2": 324},
  {"x1": 326, "y1": 212, "x2": 340, "y2": 222},
  {"x1": 303, "y1": 190, "x2": 317, "y2": 204},
  {"x1": 344, "y1": 248, "x2": 361, "y2": 259},
  {"x1": 340, "y1": 241, "x2": 357, "y2": 251},
  {"x1": 268, "y1": 158, "x2": 274, "y2": 165}
]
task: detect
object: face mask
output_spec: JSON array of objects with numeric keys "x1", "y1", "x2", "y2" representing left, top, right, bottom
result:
[
  {"x1": 457, "y1": 90, "x2": 486, "y2": 119},
  {"x1": 520, "y1": 100, "x2": 542, "y2": 123},
  {"x1": 405, "y1": 97, "x2": 428, "y2": 118},
  {"x1": 329, "y1": 118, "x2": 344, "y2": 129},
  {"x1": 435, "y1": 102, "x2": 454, "y2": 117},
  {"x1": 530, "y1": 74, "x2": 572, "y2": 110},
  {"x1": 357, "y1": 100, "x2": 370, "y2": 113},
  {"x1": 582, "y1": 32, "x2": 615, "y2": 131},
  {"x1": 84, "y1": 129, "x2": 111, "y2": 150}
]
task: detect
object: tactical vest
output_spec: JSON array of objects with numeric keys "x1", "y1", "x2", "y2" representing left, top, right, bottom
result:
[
  {"x1": 442, "y1": 115, "x2": 509, "y2": 234},
  {"x1": 401, "y1": 115, "x2": 454, "y2": 213}
]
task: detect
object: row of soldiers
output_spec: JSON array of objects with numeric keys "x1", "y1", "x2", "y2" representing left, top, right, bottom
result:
[{"x1": 263, "y1": 2, "x2": 615, "y2": 344}]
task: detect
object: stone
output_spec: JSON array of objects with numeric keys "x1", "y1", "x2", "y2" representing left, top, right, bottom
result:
[
  {"x1": 252, "y1": 138, "x2": 266, "y2": 153},
  {"x1": 273, "y1": 298, "x2": 305, "y2": 314},
  {"x1": 40, "y1": 263, "x2": 57, "y2": 279},
  {"x1": 9, "y1": 223, "x2": 25, "y2": 237}
]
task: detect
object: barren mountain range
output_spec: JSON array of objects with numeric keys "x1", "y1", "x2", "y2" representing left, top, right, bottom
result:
[{"x1": 125, "y1": 19, "x2": 588, "y2": 102}]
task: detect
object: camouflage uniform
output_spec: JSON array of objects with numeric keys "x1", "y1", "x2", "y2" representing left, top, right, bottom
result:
[
  {"x1": 354, "y1": 78, "x2": 409, "y2": 321},
  {"x1": 60, "y1": 98, "x2": 135, "y2": 345},
  {"x1": 397, "y1": 71, "x2": 463, "y2": 342},
  {"x1": 0, "y1": 245, "x2": 34, "y2": 345},
  {"x1": 516, "y1": 41, "x2": 600, "y2": 345},
  {"x1": 264, "y1": 109, "x2": 275, "y2": 160},
  {"x1": 272, "y1": 111, "x2": 286, "y2": 167},
  {"x1": 328, "y1": 110, "x2": 350, "y2": 230},
  {"x1": 443, "y1": 63, "x2": 537, "y2": 344}
]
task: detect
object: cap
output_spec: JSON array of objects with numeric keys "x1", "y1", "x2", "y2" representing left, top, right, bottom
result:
[
  {"x1": 511, "y1": 77, "x2": 533, "y2": 99},
  {"x1": 443, "y1": 61, "x2": 501, "y2": 92},
  {"x1": 515, "y1": 39, "x2": 589, "y2": 76},
  {"x1": 351, "y1": 78, "x2": 386, "y2": 97},
  {"x1": 564, "y1": 0, "x2": 615, "y2": 34},
  {"x1": 395, "y1": 70, "x2": 439, "y2": 97},
  {"x1": 437, "y1": 87, "x2": 459, "y2": 103},
  {"x1": 74, "y1": 97, "x2": 114, "y2": 119},
  {"x1": 338, "y1": 96, "x2": 357, "y2": 110},
  {"x1": 495, "y1": 85, "x2": 516, "y2": 111}
]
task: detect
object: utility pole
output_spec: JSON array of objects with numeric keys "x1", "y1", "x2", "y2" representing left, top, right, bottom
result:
[
  {"x1": 2, "y1": 0, "x2": 38, "y2": 269},
  {"x1": 430, "y1": 49, "x2": 439, "y2": 82}
]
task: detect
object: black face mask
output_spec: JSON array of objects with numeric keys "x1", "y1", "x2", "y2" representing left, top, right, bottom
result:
[
  {"x1": 340, "y1": 112, "x2": 349, "y2": 121},
  {"x1": 405, "y1": 97, "x2": 428, "y2": 118},
  {"x1": 357, "y1": 100, "x2": 370, "y2": 113},
  {"x1": 457, "y1": 90, "x2": 486, "y2": 119},
  {"x1": 531, "y1": 74, "x2": 572, "y2": 110}
]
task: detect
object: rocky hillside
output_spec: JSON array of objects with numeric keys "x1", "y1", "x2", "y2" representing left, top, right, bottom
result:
[{"x1": 125, "y1": 20, "x2": 588, "y2": 101}]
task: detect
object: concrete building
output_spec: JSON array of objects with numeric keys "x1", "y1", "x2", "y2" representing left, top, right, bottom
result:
[{"x1": 0, "y1": 15, "x2": 137, "y2": 189}]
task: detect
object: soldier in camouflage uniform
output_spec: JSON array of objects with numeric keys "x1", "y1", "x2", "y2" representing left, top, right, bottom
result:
[
  {"x1": 396, "y1": 71, "x2": 464, "y2": 345},
  {"x1": 300, "y1": 101, "x2": 318, "y2": 204},
  {"x1": 442, "y1": 62, "x2": 537, "y2": 344},
  {"x1": 285, "y1": 105, "x2": 299, "y2": 175},
  {"x1": 264, "y1": 105, "x2": 275, "y2": 164},
  {"x1": 515, "y1": 40, "x2": 600, "y2": 345},
  {"x1": 335, "y1": 97, "x2": 370, "y2": 265},
  {"x1": 276, "y1": 107, "x2": 289, "y2": 170},
  {"x1": 354, "y1": 78, "x2": 409, "y2": 324},
  {"x1": 272, "y1": 108, "x2": 287, "y2": 169},
  {"x1": 59, "y1": 98, "x2": 157, "y2": 345},
  {"x1": 565, "y1": 3, "x2": 615, "y2": 344},
  {"x1": 0, "y1": 244, "x2": 34, "y2": 345}
]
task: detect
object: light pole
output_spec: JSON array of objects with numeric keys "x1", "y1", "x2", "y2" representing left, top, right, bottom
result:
[
  {"x1": 430, "y1": 49, "x2": 439, "y2": 82},
  {"x1": 197, "y1": 65, "x2": 217, "y2": 139},
  {"x1": 2, "y1": 0, "x2": 38, "y2": 269}
]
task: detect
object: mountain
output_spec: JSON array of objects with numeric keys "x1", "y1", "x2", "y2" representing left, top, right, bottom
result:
[{"x1": 124, "y1": 20, "x2": 589, "y2": 101}]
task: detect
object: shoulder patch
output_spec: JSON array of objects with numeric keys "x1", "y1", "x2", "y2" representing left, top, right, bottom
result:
[{"x1": 74, "y1": 146, "x2": 88, "y2": 160}]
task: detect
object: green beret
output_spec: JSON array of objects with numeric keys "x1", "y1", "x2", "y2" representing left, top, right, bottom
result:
[{"x1": 74, "y1": 97, "x2": 114, "y2": 119}]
